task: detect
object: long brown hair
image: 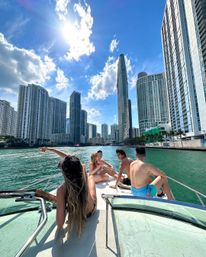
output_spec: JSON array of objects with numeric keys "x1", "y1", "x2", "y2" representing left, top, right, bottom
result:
[
  {"x1": 61, "y1": 155, "x2": 88, "y2": 237},
  {"x1": 90, "y1": 152, "x2": 98, "y2": 168}
]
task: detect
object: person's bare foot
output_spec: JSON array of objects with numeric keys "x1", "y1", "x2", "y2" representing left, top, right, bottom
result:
[
  {"x1": 109, "y1": 184, "x2": 117, "y2": 189},
  {"x1": 40, "y1": 147, "x2": 47, "y2": 152}
]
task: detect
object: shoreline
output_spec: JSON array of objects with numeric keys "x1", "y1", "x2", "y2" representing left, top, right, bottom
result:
[
  {"x1": 145, "y1": 146, "x2": 206, "y2": 151},
  {"x1": 1, "y1": 144, "x2": 206, "y2": 152}
]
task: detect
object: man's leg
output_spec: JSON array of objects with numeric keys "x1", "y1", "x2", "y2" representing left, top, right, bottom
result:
[
  {"x1": 94, "y1": 174, "x2": 109, "y2": 184},
  {"x1": 151, "y1": 176, "x2": 174, "y2": 200}
]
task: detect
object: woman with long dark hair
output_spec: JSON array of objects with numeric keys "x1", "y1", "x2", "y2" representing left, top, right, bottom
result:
[{"x1": 41, "y1": 147, "x2": 96, "y2": 237}]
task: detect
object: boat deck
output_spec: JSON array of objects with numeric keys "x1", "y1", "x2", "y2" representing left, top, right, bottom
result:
[
  {"x1": 1, "y1": 179, "x2": 206, "y2": 257},
  {"x1": 0, "y1": 179, "x2": 121, "y2": 257}
]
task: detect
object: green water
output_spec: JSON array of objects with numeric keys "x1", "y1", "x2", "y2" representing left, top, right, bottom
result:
[{"x1": 0, "y1": 146, "x2": 205, "y2": 205}]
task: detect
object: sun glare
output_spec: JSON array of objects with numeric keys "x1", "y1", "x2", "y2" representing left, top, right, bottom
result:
[{"x1": 61, "y1": 21, "x2": 78, "y2": 46}]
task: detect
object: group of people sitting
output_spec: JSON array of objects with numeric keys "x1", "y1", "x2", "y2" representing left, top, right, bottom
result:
[
  {"x1": 38, "y1": 146, "x2": 174, "y2": 237},
  {"x1": 89, "y1": 148, "x2": 173, "y2": 200}
]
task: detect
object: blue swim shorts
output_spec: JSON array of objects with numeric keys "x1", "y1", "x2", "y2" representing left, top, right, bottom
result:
[{"x1": 131, "y1": 184, "x2": 157, "y2": 198}]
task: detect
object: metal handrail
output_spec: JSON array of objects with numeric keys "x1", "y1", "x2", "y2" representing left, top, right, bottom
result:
[
  {"x1": 167, "y1": 176, "x2": 206, "y2": 206},
  {"x1": 15, "y1": 196, "x2": 48, "y2": 257}
]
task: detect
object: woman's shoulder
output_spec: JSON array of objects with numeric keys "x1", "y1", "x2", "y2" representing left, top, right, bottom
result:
[{"x1": 57, "y1": 183, "x2": 66, "y2": 196}]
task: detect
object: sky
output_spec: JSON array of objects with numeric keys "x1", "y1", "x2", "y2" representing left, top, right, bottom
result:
[{"x1": 0, "y1": 0, "x2": 166, "y2": 133}]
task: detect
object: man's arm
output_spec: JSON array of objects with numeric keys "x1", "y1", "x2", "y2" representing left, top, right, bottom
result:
[
  {"x1": 115, "y1": 162, "x2": 124, "y2": 187},
  {"x1": 101, "y1": 159, "x2": 113, "y2": 168},
  {"x1": 41, "y1": 147, "x2": 68, "y2": 158},
  {"x1": 145, "y1": 163, "x2": 166, "y2": 178}
]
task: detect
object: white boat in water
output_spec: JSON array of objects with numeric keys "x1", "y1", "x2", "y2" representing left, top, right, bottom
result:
[{"x1": 0, "y1": 177, "x2": 206, "y2": 257}]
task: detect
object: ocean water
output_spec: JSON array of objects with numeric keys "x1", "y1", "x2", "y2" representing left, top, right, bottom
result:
[{"x1": 0, "y1": 146, "x2": 205, "y2": 205}]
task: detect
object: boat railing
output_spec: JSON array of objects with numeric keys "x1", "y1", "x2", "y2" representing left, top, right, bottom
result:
[
  {"x1": 0, "y1": 191, "x2": 48, "y2": 257},
  {"x1": 15, "y1": 194, "x2": 48, "y2": 257},
  {"x1": 167, "y1": 176, "x2": 206, "y2": 207}
]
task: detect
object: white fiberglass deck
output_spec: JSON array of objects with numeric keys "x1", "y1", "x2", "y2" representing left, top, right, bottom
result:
[{"x1": 0, "y1": 179, "x2": 206, "y2": 257}]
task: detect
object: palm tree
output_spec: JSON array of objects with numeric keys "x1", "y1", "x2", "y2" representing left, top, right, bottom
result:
[{"x1": 177, "y1": 129, "x2": 185, "y2": 147}]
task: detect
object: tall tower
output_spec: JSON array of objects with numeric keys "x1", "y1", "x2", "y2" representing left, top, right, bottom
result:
[
  {"x1": 50, "y1": 97, "x2": 67, "y2": 134},
  {"x1": 70, "y1": 91, "x2": 81, "y2": 145},
  {"x1": 117, "y1": 54, "x2": 130, "y2": 142},
  {"x1": 128, "y1": 99, "x2": 132, "y2": 138},
  {"x1": 111, "y1": 124, "x2": 119, "y2": 143},
  {"x1": 0, "y1": 100, "x2": 17, "y2": 137},
  {"x1": 80, "y1": 110, "x2": 87, "y2": 143},
  {"x1": 101, "y1": 123, "x2": 108, "y2": 141},
  {"x1": 162, "y1": 0, "x2": 206, "y2": 136},
  {"x1": 16, "y1": 84, "x2": 50, "y2": 144},
  {"x1": 136, "y1": 72, "x2": 170, "y2": 135}
]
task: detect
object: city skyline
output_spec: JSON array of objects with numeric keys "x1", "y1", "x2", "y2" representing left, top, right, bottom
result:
[{"x1": 0, "y1": 0, "x2": 166, "y2": 132}]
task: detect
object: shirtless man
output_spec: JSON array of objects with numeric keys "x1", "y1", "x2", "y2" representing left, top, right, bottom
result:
[
  {"x1": 111, "y1": 149, "x2": 133, "y2": 189},
  {"x1": 130, "y1": 146, "x2": 174, "y2": 200}
]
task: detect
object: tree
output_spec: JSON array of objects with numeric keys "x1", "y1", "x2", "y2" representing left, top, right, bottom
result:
[{"x1": 177, "y1": 129, "x2": 185, "y2": 147}]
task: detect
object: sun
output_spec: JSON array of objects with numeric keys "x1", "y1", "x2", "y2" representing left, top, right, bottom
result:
[{"x1": 60, "y1": 21, "x2": 78, "y2": 46}]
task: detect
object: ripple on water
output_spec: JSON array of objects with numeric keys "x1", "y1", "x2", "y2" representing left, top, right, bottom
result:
[{"x1": 0, "y1": 146, "x2": 206, "y2": 204}]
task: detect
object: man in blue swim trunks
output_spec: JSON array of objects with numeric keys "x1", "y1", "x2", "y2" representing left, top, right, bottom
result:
[{"x1": 130, "y1": 146, "x2": 174, "y2": 200}]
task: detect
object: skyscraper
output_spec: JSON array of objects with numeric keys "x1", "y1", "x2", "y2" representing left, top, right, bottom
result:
[
  {"x1": 111, "y1": 124, "x2": 119, "y2": 143},
  {"x1": 87, "y1": 123, "x2": 97, "y2": 140},
  {"x1": 16, "y1": 84, "x2": 50, "y2": 144},
  {"x1": 136, "y1": 72, "x2": 169, "y2": 135},
  {"x1": 0, "y1": 100, "x2": 17, "y2": 136},
  {"x1": 50, "y1": 97, "x2": 66, "y2": 134},
  {"x1": 162, "y1": 0, "x2": 206, "y2": 136},
  {"x1": 128, "y1": 99, "x2": 132, "y2": 138},
  {"x1": 70, "y1": 91, "x2": 81, "y2": 145},
  {"x1": 117, "y1": 54, "x2": 130, "y2": 142},
  {"x1": 101, "y1": 123, "x2": 108, "y2": 141},
  {"x1": 80, "y1": 110, "x2": 87, "y2": 143},
  {"x1": 66, "y1": 118, "x2": 70, "y2": 134}
]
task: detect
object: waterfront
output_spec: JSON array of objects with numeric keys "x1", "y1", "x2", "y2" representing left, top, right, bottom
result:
[{"x1": 0, "y1": 146, "x2": 205, "y2": 205}]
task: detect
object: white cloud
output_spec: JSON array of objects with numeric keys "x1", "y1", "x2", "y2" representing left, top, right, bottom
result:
[
  {"x1": 88, "y1": 55, "x2": 134, "y2": 100},
  {"x1": 129, "y1": 74, "x2": 137, "y2": 89},
  {"x1": 59, "y1": 2, "x2": 95, "y2": 61},
  {"x1": 109, "y1": 39, "x2": 119, "y2": 53},
  {"x1": 55, "y1": 0, "x2": 70, "y2": 21},
  {"x1": 55, "y1": 68, "x2": 69, "y2": 90},
  {"x1": 85, "y1": 107, "x2": 102, "y2": 131},
  {"x1": 86, "y1": 108, "x2": 101, "y2": 121},
  {"x1": 0, "y1": 33, "x2": 56, "y2": 94},
  {"x1": 88, "y1": 57, "x2": 118, "y2": 100}
]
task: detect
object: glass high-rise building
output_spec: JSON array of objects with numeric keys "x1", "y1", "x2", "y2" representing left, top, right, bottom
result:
[
  {"x1": 111, "y1": 124, "x2": 119, "y2": 142},
  {"x1": 117, "y1": 54, "x2": 130, "y2": 142},
  {"x1": 0, "y1": 100, "x2": 17, "y2": 137},
  {"x1": 80, "y1": 110, "x2": 87, "y2": 143},
  {"x1": 87, "y1": 123, "x2": 97, "y2": 140},
  {"x1": 162, "y1": 0, "x2": 206, "y2": 136},
  {"x1": 81, "y1": 110, "x2": 87, "y2": 137},
  {"x1": 66, "y1": 118, "x2": 70, "y2": 134},
  {"x1": 16, "y1": 84, "x2": 50, "y2": 144},
  {"x1": 70, "y1": 91, "x2": 81, "y2": 145},
  {"x1": 101, "y1": 123, "x2": 108, "y2": 141},
  {"x1": 136, "y1": 72, "x2": 170, "y2": 135},
  {"x1": 128, "y1": 99, "x2": 132, "y2": 138},
  {"x1": 50, "y1": 97, "x2": 66, "y2": 134}
]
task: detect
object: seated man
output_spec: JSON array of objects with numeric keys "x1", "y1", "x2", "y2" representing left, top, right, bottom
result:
[
  {"x1": 110, "y1": 149, "x2": 133, "y2": 189},
  {"x1": 130, "y1": 146, "x2": 174, "y2": 200}
]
